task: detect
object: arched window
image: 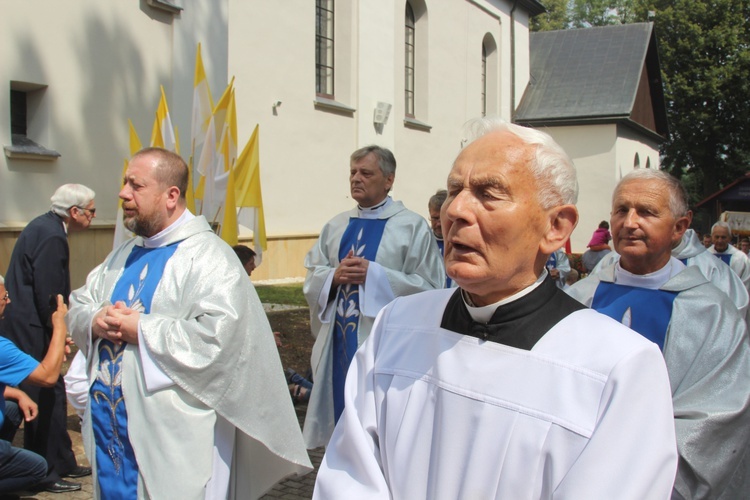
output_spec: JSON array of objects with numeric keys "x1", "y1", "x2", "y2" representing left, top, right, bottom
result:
[
  {"x1": 481, "y1": 34, "x2": 498, "y2": 116},
  {"x1": 645, "y1": 157, "x2": 652, "y2": 169},
  {"x1": 634, "y1": 153, "x2": 641, "y2": 169},
  {"x1": 316, "y1": 0, "x2": 334, "y2": 97},
  {"x1": 405, "y1": 2, "x2": 416, "y2": 117},
  {"x1": 481, "y1": 44, "x2": 487, "y2": 116}
]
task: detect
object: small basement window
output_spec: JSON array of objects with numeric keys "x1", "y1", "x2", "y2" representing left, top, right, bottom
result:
[{"x1": 4, "y1": 82, "x2": 60, "y2": 160}]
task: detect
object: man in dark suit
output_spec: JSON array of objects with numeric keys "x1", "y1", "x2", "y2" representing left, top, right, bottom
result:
[{"x1": 1, "y1": 184, "x2": 95, "y2": 493}]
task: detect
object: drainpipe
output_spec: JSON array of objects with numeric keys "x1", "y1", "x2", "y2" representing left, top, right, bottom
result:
[{"x1": 510, "y1": 0, "x2": 518, "y2": 121}]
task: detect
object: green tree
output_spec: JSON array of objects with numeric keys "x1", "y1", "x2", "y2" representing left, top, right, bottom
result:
[
  {"x1": 570, "y1": 0, "x2": 638, "y2": 27},
  {"x1": 633, "y1": 0, "x2": 750, "y2": 197},
  {"x1": 531, "y1": 0, "x2": 637, "y2": 31},
  {"x1": 531, "y1": 0, "x2": 570, "y2": 31}
]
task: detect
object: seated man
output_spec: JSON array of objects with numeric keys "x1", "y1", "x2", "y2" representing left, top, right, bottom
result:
[
  {"x1": 313, "y1": 118, "x2": 677, "y2": 499},
  {"x1": 0, "y1": 277, "x2": 69, "y2": 494},
  {"x1": 568, "y1": 169, "x2": 750, "y2": 499}
]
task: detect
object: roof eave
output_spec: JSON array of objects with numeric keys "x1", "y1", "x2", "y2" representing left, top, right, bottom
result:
[{"x1": 515, "y1": 115, "x2": 666, "y2": 143}]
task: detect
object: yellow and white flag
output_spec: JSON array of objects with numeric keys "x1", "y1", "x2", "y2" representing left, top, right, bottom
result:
[
  {"x1": 234, "y1": 125, "x2": 267, "y2": 264},
  {"x1": 191, "y1": 43, "x2": 214, "y2": 152},
  {"x1": 219, "y1": 132, "x2": 238, "y2": 245},
  {"x1": 150, "y1": 86, "x2": 177, "y2": 153}
]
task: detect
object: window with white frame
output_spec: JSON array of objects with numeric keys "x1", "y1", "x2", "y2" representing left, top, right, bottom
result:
[
  {"x1": 316, "y1": 0, "x2": 335, "y2": 98},
  {"x1": 405, "y1": 2, "x2": 416, "y2": 117}
]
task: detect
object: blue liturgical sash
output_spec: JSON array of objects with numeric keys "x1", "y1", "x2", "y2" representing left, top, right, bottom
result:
[
  {"x1": 436, "y1": 239, "x2": 452, "y2": 288},
  {"x1": 332, "y1": 218, "x2": 387, "y2": 423},
  {"x1": 90, "y1": 243, "x2": 179, "y2": 499},
  {"x1": 714, "y1": 252, "x2": 733, "y2": 266},
  {"x1": 546, "y1": 252, "x2": 558, "y2": 269},
  {"x1": 591, "y1": 282, "x2": 677, "y2": 351}
]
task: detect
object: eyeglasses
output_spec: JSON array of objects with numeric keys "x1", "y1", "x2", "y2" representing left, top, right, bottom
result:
[{"x1": 74, "y1": 206, "x2": 96, "y2": 215}]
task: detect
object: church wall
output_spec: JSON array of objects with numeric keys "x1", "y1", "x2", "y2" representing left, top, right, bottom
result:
[
  {"x1": 614, "y1": 124, "x2": 661, "y2": 174},
  {"x1": 0, "y1": 0, "x2": 227, "y2": 284},
  {"x1": 228, "y1": 0, "x2": 532, "y2": 279},
  {"x1": 543, "y1": 124, "x2": 619, "y2": 253},
  {"x1": 1, "y1": 0, "x2": 534, "y2": 284}
]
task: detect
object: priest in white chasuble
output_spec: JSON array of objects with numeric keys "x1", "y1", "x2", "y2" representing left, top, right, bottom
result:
[
  {"x1": 302, "y1": 145, "x2": 444, "y2": 449},
  {"x1": 568, "y1": 169, "x2": 750, "y2": 500},
  {"x1": 313, "y1": 119, "x2": 678, "y2": 499},
  {"x1": 67, "y1": 148, "x2": 312, "y2": 500}
]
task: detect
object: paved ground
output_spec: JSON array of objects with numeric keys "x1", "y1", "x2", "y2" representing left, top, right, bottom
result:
[{"x1": 10, "y1": 404, "x2": 321, "y2": 500}]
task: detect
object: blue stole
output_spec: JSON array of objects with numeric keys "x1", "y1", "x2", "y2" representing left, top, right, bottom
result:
[
  {"x1": 90, "y1": 243, "x2": 179, "y2": 499},
  {"x1": 436, "y1": 239, "x2": 452, "y2": 288},
  {"x1": 591, "y1": 282, "x2": 677, "y2": 350},
  {"x1": 714, "y1": 252, "x2": 732, "y2": 266},
  {"x1": 546, "y1": 253, "x2": 558, "y2": 268},
  {"x1": 332, "y1": 218, "x2": 387, "y2": 423}
]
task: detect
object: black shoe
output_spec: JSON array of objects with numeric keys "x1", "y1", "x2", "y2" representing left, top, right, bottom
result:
[
  {"x1": 64, "y1": 465, "x2": 92, "y2": 478},
  {"x1": 45, "y1": 479, "x2": 82, "y2": 493}
]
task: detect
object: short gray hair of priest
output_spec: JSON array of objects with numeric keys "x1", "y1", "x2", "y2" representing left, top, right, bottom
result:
[
  {"x1": 712, "y1": 220, "x2": 733, "y2": 238},
  {"x1": 50, "y1": 184, "x2": 96, "y2": 218},
  {"x1": 613, "y1": 169, "x2": 689, "y2": 219},
  {"x1": 351, "y1": 145, "x2": 397, "y2": 178},
  {"x1": 460, "y1": 117, "x2": 578, "y2": 209},
  {"x1": 428, "y1": 189, "x2": 448, "y2": 212}
]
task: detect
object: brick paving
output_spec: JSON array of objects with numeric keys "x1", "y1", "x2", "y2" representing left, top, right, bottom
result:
[{"x1": 9, "y1": 404, "x2": 321, "y2": 500}]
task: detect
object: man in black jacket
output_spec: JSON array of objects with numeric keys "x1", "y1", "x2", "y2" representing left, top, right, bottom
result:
[{"x1": 1, "y1": 184, "x2": 95, "y2": 493}]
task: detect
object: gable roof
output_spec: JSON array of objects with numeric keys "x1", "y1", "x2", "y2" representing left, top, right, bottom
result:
[
  {"x1": 515, "y1": 23, "x2": 668, "y2": 140},
  {"x1": 695, "y1": 173, "x2": 750, "y2": 208}
]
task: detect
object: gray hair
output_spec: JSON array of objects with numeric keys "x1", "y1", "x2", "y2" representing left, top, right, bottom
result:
[
  {"x1": 614, "y1": 169, "x2": 689, "y2": 218},
  {"x1": 50, "y1": 184, "x2": 96, "y2": 217},
  {"x1": 712, "y1": 221, "x2": 732, "y2": 237},
  {"x1": 428, "y1": 189, "x2": 447, "y2": 211},
  {"x1": 0, "y1": 274, "x2": 4, "y2": 285},
  {"x1": 461, "y1": 117, "x2": 578, "y2": 208},
  {"x1": 351, "y1": 145, "x2": 397, "y2": 177}
]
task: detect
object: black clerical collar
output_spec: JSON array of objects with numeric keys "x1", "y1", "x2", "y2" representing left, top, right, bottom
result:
[
  {"x1": 441, "y1": 276, "x2": 585, "y2": 350},
  {"x1": 358, "y1": 197, "x2": 390, "y2": 212}
]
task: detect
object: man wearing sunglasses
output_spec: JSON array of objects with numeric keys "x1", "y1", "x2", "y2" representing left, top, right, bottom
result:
[{"x1": 0, "y1": 184, "x2": 95, "y2": 493}]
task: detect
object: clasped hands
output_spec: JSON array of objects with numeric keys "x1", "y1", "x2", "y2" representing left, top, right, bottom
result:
[
  {"x1": 332, "y1": 250, "x2": 369, "y2": 286},
  {"x1": 93, "y1": 301, "x2": 140, "y2": 345}
]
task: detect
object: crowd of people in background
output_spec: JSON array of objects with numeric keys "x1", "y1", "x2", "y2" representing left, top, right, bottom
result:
[{"x1": 0, "y1": 117, "x2": 749, "y2": 499}]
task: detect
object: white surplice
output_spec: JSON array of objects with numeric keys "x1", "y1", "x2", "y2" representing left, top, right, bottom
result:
[{"x1": 314, "y1": 288, "x2": 678, "y2": 499}]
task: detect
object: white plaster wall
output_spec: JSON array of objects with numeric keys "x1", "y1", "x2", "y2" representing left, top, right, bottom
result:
[
  {"x1": 614, "y1": 124, "x2": 661, "y2": 175},
  {"x1": 543, "y1": 124, "x2": 619, "y2": 252},
  {"x1": 229, "y1": 0, "x2": 356, "y2": 235},
  {"x1": 229, "y1": 0, "x2": 530, "y2": 235},
  {"x1": 393, "y1": 0, "x2": 518, "y2": 222},
  {"x1": 1, "y1": 0, "x2": 536, "y2": 275},
  {"x1": 0, "y1": 0, "x2": 227, "y2": 224}
]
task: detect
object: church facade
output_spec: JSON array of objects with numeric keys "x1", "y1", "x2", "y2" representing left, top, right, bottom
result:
[{"x1": 2, "y1": 2, "x2": 668, "y2": 284}]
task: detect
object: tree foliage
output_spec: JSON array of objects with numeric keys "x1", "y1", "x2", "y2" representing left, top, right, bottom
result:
[
  {"x1": 532, "y1": 0, "x2": 750, "y2": 199},
  {"x1": 571, "y1": 0, "x2": 638, "y2": 27},
  {"x1": 531, "y1": 1, "x2": 638, "y2": 31},
  {"x1": 531, "y1": 0, "x2": 569, "y2": 31},
  {"x1": 634, "y1": 0, "x2": 750, "y2": 197}
]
